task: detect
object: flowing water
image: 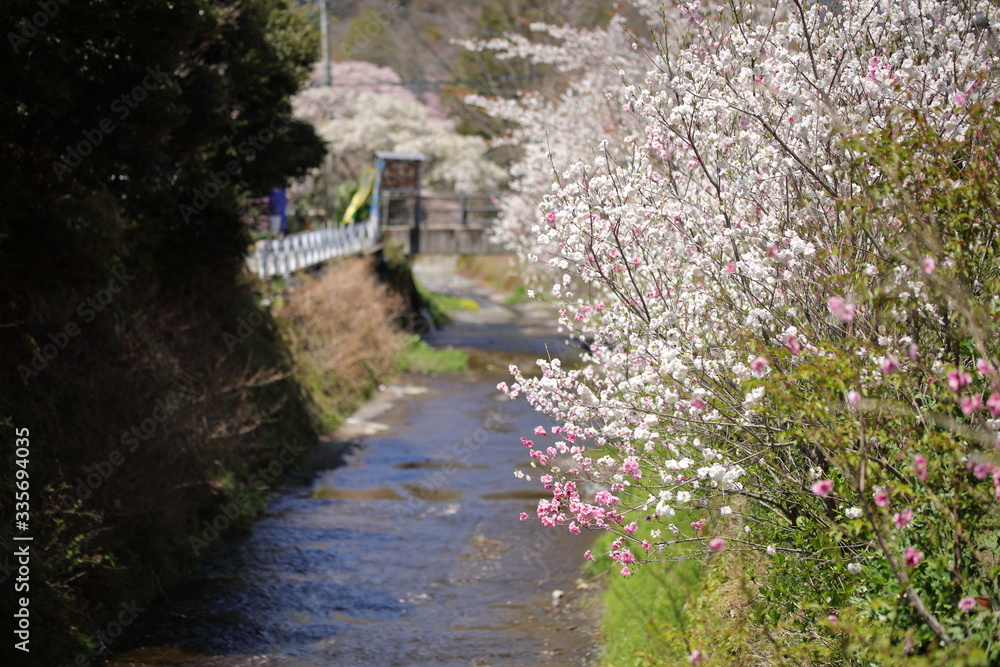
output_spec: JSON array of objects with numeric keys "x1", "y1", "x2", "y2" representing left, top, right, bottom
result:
[{"x1": 105, "y1": 258, "x2": 600, "y2": 666}]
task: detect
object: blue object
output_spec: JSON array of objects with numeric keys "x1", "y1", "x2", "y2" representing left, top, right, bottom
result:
[{"x1": 268, "y1": 188, "x2": 288, "y2": 232}]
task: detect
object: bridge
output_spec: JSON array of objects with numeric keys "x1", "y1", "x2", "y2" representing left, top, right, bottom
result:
[
  {"x1": 247, "y1": 218, "x2": 380, "y2": 279},
  {"x1": 247, "y1": 152, "x2": 507, "y2": 278},
  {"x1": 246, "y1": 196, "x2": 506, "y2": 278},
  {"x1": 377, "y1": 192, "x2": 507, "y2": 256}
]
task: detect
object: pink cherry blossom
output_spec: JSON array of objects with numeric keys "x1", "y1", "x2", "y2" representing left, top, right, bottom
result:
[
  {"x1": 921, "y1": 256, "x2": 937, "y2": 274},
  {"x1": 750, "y1": 356, "x2": 768, "y2": 373},
  {"x1": 880, "y1": 356, "x2": 900, "y2": 374},
  {"x1": 620, "y1": 566, "x2": 631, "y2": 577},
  {"x1": 961, "y1": 395, "x2": 983, "y2": 415},
  {"x1": 904, "y1": 547, "x2": 924, "y2": 568},
  {"x1": 948, "y1": 370, "x2": 972, "y2": 393},
  {"x1": 594, "y1": 490, "x2": 619, "y2": 506},
  {"x1": 958, "y1": 596, "x2": 977, "y2": 612},
  {"x1": 867, "y1": 56, "x2": 880, "y2": 82},
  {"x1": 613, "y1": 549, "x2": 636, "y2": 565},
  {"x1": 690, "y1": 519, "x2": 707, "y2": 532},
  {"x1": 827, "y1": 296, "x2": 855, "y2": 322},
  {"x1": 785, "y1": 334, "x2": 801, "y2": 355},
  {"x1": 987, "y1": 393, "x2": 1000, "y2": 417},
  {"x1": 977, "y1": 359, "x2": 996, "y2": 376},
  {"x1": 689, "y1": 649, "x2": 702, "y2": 665},
  {"x1": 708, "y1": 537, "x2": 726, "y2": 551},
  {"x1": 811, "y1": 479, "x2": 834, "y2": 497},
  {"x1": 621, "y1": 456, "x2": 641, "y2": 479},
  {"x1": 874, "y1": 490, "x2": 890, "y2": 507},
  {"x1": 893, "y1": 508, "x2": 913, "y2": 529},
  {"x1": 913, "y1": 454, "x2": 927, "y2": 481},
  {"x1": 908, "y1": 343, "x2": 920, "y2": 361},
  {"x1": 954, "y1": 90, "x2": 968, "y2": 107},
  {"x1": 847, "y1": 390, "x2": 861, "y2": 407}
]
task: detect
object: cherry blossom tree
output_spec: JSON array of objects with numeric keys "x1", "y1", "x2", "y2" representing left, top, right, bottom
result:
[
  {"x1": 473, "y1": 0, "x2": 1000, "y2": 660},
  {"x1": 291, "y1": 62, "x2": 505, "y2": 217}
]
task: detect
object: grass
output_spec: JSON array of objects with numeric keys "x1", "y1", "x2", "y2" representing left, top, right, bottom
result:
[
  {"x1": 394, "y1": 334, "x2": 469, "y2": 374},
  {"x1": 455, "y1": 254, "x2": 522, "y2": 291},
  {"x1": 502, "y1": 284, "x2": 532, "y2": 306},
  {"x1": 415, "y1": 278, "x2": 479, "y2": 327},
  {"x1": 585, "y1": 505, "x2": 814, "y2": 667},
  {"x1": 586, "y1": 514, "x2": 707, "y2": 666},
  {"x1": 1, "y1": 262, "x2": 328, "y2": 665},
  {"x1": 454, "y1": 254, "x2": 535, "y2": 308},
  {"x1": 279, "y1": 257, "x2": 407, "y2": 432}
]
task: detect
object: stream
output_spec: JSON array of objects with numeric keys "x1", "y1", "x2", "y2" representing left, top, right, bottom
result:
[{"x1": 104, "y1": 257, "x2": 600, "y2": 666}]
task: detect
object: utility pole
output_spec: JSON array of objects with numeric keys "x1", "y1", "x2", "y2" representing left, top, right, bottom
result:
[{"x1": 318, "y1": 0, "x2": 331, "y2": 86}]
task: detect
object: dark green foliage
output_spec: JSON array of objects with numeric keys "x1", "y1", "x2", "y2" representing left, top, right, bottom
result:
[
  {"x1": 0, "y1": 1, "x2": 326, "y2": 663},
  {"x1": 0, "y1": 0, "x2": 324, "y2": 304}
]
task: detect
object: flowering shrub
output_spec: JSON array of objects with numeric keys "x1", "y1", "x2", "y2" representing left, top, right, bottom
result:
[{"x1": 478, "y1": 0, "x2": 1000, "y2": 661}]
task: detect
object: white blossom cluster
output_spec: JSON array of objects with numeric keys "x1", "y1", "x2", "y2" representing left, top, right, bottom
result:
[{"x1": 293, "y1": 78, "x2": 505, "y2": 194}]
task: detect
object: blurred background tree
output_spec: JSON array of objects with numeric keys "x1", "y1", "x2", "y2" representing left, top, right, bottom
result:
[{"x1": 0, "y1": 0, "x2": 326, "y2": 317}]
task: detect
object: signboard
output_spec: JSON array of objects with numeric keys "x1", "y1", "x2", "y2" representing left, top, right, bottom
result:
[
  {"x1": 379, "y1": 159, "x2": 421, "y2": 191},
  {"x1": 375, "y1": 151, "x2": 424, "y2": 193},
  {"x1": 372, "y1": 152, "x2": 426, "y2": 229}
]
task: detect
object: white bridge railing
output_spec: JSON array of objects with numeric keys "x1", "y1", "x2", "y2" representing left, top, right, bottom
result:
[{"x1": 247, "y1": 218, "x2": 379, "y2": 278}]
